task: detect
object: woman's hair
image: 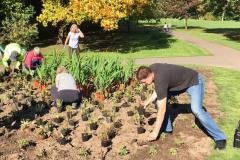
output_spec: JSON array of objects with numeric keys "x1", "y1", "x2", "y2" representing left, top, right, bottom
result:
[
  {"x1": 70, "y1": 24, "x2": 78, "y2": 33},
  {"x1": 136, "y1": 66, "x2": 152, "y2": 80},
  {"x1": 57, "y1": 66, "x2": 67, "y2": 74}
]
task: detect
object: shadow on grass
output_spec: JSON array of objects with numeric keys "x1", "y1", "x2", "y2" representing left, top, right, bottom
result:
[
  {"x1": 204, "y1": 28, "x2": 240, "y2": 42},
  {"x1": 35, "y1": 25, "x2": 176, "y2": 53}
]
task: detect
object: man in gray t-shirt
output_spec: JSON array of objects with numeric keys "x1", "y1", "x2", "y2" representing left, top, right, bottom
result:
[{"x1": 136, "y1": 63, "x2": 226, "y2": 150}]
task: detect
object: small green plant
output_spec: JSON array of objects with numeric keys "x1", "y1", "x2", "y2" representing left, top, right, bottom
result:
[
  {"x1": 174, "y1": 138, "x2": 184, "y2": 146},
  {"x1": 192, "y1": 123, "x2": 198, "y2": 129},
  {"x1": 169, "y1": 148, "x2": 177, "y2": 156},
  {"x1": 20, "y1": 119, "x2": 30, "y2": 130},
  {"x1": 56, "y1": 99, "x2": 63, "y2": 108},
  {"x1": 118, "y1": 146, "x2": 129, "y2": 156},
  {"x1": 148, "y1": 145, "x2": 157, "y2": 157},
  {"x1": 79, "y1": 147, "x2": 90, "y2": 157},
  {"x1": 17, "y1": 139, "x2": 30, "y2": 149},
  {"x1": 160, "y1": 133, "x2": 166, "y2": 140},
  {"x1": 133, "y1": 113, "x2": 143, "y2": 126},
  {"x1": 66, "y1": 105, "x2": 72, "y2": 113}
]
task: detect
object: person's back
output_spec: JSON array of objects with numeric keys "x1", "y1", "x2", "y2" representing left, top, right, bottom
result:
[{"x1": 56, "y1": 72, "x2": 77, "y2": 91}]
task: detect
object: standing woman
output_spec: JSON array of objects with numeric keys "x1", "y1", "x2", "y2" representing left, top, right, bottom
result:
[
  {"x1": 64, "y1": 24, "x2": 84, "y2": 58},
  {"x1": 51, "y1": 66, "x2": 81, "y2": 108}
]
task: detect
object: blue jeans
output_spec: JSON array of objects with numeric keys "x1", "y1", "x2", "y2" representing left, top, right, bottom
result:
[{"x1": 162, "y1": 75, "x2": 226, "y2": 141}]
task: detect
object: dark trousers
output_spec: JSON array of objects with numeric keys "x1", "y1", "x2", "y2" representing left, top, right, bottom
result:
[
  {"x1": 24, "y1": 59, "x2": 42, "y2": 70},
  {"x1": 68, "y1": 46, "x2": 80, "y2": 58},
  {"x1": 51, "y1": 86, "x2": 81, "y2": 103}
]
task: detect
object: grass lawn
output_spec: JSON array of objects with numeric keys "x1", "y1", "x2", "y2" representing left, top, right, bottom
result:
[
  {"x1": 209, "y1": 67, "x2": 240, "y2": 159},
  {"x1": 158, "y1": 19, "x2": 240, "y2": 51},
  {"x1": 41, "y1": 26, "x2": 208, "y2": 59}
]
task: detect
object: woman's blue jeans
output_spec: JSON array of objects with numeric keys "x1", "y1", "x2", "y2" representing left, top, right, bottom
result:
[{"x1": 161, "y1": 75, "x2": 226, "y2": 141}]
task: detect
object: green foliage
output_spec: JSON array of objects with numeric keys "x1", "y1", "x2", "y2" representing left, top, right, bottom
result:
[
  {"x1": 169, "y1": 147, "x2": 177, "y2": 156},
  {"x1": 118, "y1": 146, "x2": 129, "y2": 156},
  {"x1": 0, "y1": 0, "x2": 38, "y2": 48},
  {"x1": 17, "y1": 139, "x2": 30, "y2": 149},
  {"x1": 20, "y1": 119, "x2": 30, "y2": 130},
  {"x1": 79, "y1": 147, "x2": 90, "y2": 157},
  {"x1": 148, "y1": 145, "x2": 157, "y2": 157}
]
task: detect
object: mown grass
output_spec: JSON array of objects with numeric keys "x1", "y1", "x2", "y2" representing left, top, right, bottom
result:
[
  {"x1": 157, "y1": 18, "x2": 240, "y2": 51},
  {"x1": 41, "y1": 27, "x2": 208, "y2": 59},
  {"x1": 209, "y1": 67, "x2": 240, "y2": 160}
]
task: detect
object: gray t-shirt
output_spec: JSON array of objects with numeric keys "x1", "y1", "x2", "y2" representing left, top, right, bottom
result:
[
  {"x1": 55, "y1": 72, "x2": 78, "y2": 91},
  {"x1": 150, "y1": 63, "x2": 198, "y2": 100}
]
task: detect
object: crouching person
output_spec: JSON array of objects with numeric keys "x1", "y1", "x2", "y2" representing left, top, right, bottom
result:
[
  {"x1": 24, "y1": 47, "x2": 44, "y2": 70},
  {"x1": 51, "y1": 66, "x2": 81, "y2": 109}
]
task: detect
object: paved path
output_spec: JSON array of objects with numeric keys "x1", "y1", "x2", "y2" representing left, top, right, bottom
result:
[{"x1": 136, "y1": 31, "x2": 240, "y2": 71}]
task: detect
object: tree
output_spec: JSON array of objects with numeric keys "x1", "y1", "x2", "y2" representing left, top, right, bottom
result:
[
  {"x1": 37, "y1": 0, "x2": 150, "y2": 31},
  {"x1": 202, "y1": 0, "x2": 240, "y2": 21},
  {"x1": 0, "y1": 0, "x2": 38, "y2": 48},
  {"x1": 156, "y1": 0, "x2": 199, "y2": 29}
]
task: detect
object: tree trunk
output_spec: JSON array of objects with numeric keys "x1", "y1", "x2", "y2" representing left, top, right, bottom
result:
[
  {"x1": 185, "y1": 15, "x2": 188, "y2": 30},
  {"x1": 221, "y1": 8, "x2": 226, "y2": 21}
]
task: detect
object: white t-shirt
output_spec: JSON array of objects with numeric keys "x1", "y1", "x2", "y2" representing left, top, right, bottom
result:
[
  {"x1": 56, "y1": 72, "x2": 78, "y2": 91},
  {"x1": 68, "y1": 32, "x2": 80, "y2": 48}
]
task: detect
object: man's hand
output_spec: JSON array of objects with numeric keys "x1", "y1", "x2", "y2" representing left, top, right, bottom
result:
[{"x1": 137, "y1": 132, "x2": 158, "y2": 146}]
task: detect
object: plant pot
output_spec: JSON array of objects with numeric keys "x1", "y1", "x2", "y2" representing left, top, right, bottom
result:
[
  {"x1": 90, "y1": 122, "x2": 98, "y2": 130},
  {"x1": 81, "y1": 114, "x2": 88, "y2": 121},
  {"x1": 114, "y1": 121, "x2": 122, "y2": 129},
  {"x1": 68, "y1": 120, "x2": 75, "y2": 126},
  {"x1": 148, "y1": 118, "x2": 155, "y2": 125},
  {"x1": 101, "y1": 139, "x2": 112, "y2": 148},
  {"x1": 127, "y1": 111, "x2": 134, "y2": 116},
  {"x1": 82, "y1": 133, "x2": 92, "y2": 142},
  {"x1": 53, "y1": 118, "x2": 62, "y2": 124},
  {"x1": 108, "y1": 131, "x2": 116, "y2": 139},
  {"x1": 58, "y1": 137, "x2": 68, "y2": 145},
  {"x1": 137, "y1": 127, "x2": 146, "y2": 134},
  {"x1": 137, "y1": 107, "x2": 145, "y2": 115},
  {"x1": 144, "y1": 112, "x2": 151, "y2": 118},
  {"x1": 112, "y1": 106, "x2": 119, "y2": 112},
  {"x1": 61, "y1": 128, "x2": 71, "y2": 137}
]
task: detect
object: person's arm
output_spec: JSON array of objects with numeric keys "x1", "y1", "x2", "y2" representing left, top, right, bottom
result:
[
  {"x1": 140, "y1": 91, "x2": 157, "y2": 108},
  {"x1": 147, "y1": 97, "x2": 167, "y2": 141},
  {"x1": 64, "y1": 35, "x2": 70, "y2": 47},
  {"x1": 78, "y1": 29, "x2": 84, "y2": 38}
]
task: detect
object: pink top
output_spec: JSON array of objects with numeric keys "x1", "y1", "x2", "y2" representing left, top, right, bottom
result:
[{"x1": 24, "y1": 50, "x2": 44, "y2": 68}]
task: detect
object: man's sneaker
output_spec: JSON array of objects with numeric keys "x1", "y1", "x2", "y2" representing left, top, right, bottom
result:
[{"x1": 214, "y1": 139, "x2": 226, "y2": 150}]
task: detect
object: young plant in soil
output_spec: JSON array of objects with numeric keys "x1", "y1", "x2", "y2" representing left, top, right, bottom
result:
[
  {"x1": 66, "y1": 105, "x2": 73, "y2": 120},
  {"x1": 112, "y1": 91, "x2": 123, "y2": 103},
  {"x1": 57, "y1": 135, "x2": 68, "y2": 145},
  {"x1": 36, "y1": 127, "x2": 48, "y2": 140},
  {"x1": 52, "y1": 113, "x2": 62, "y2": 124},
  {"x1": 61, "y1": 128, "x2": 71, "y2": 137},
  {"x1": 82, "y1": 127, "x2": 92, "y2": 142},
  {"x1": 88, "y1": 117, "x2": 98, "y2": 130},
  {"x1": 118, "y1": 146, "x2": 129, "y2": 156},
  {"x1": 56, "y1": 99, "x2": 63, "y2": 113},
  {"x1": 79, "y1": 147, "x2": 91, "y2": 157},
  {"x1": 80, "y1": 108, "x2": 88, "y2": 121},
  {"x1": 35, "y1": 102, "x2": 45, "y2": 116},
  {"x1": 20, "y1": 119, "x2": 31, "y2": 132},
  {"x1": 102, "y1": 110, "x2": 113, "y2": 123},
  {"x1": 127, "y1": 107, "x2": 134, "y2": 117},
  {"x1": 133, "y1": 113, "x2": 145, "y2": 134},
  {"x1": 100, "y1": 132, "x2": 112, "y2": 148},
  {"x1": 47, "y1": 122, "x2": 56, "y2": 132},
  {"x1": 114, "y1": 120, "x2": 123, "y2": 129},
  {"x1": 169, "y1": 148, "x2": 177, "y2": 156},
  {"x1": 126, "y1": 91, "x2": 134, "y2": 103},
  {"x1": 17, "y1": 139, "x2": 30, "y2": 150},
  {"x1": 148, "y1": 145, "x2": 157, "y2": 157}
]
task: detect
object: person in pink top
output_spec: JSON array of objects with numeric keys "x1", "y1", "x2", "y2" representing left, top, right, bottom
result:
[{"x1": 24, "y1": 47, "x2": 44, "y2": 70}]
